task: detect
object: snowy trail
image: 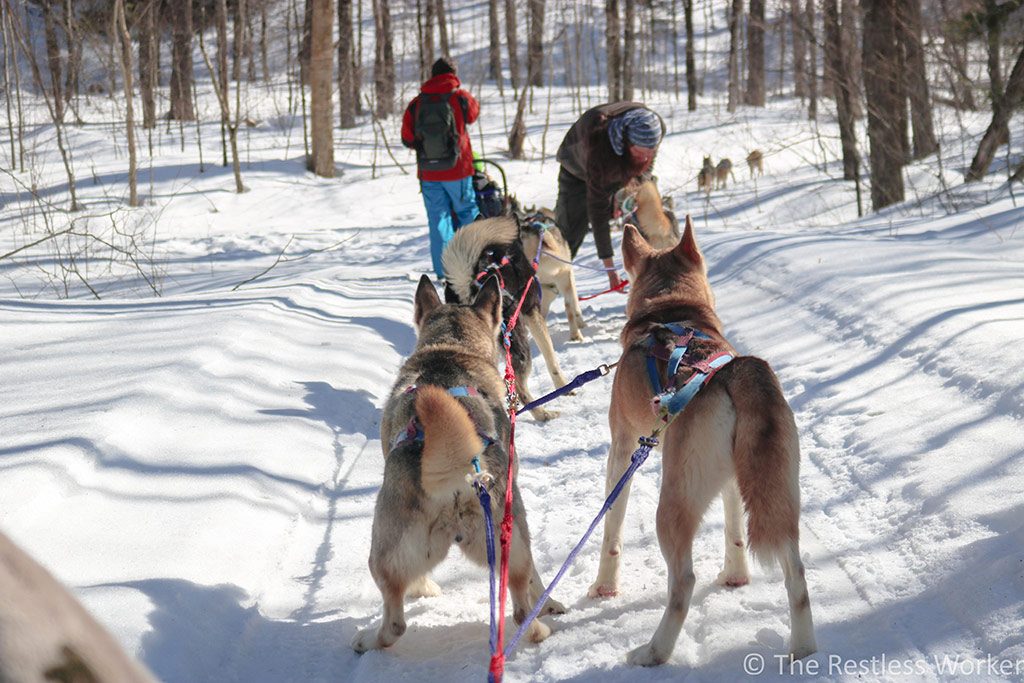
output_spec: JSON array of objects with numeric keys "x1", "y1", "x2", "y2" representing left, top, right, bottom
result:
[{"x1": 3, "y1": 46, "x2": 1024, "y2": 680}]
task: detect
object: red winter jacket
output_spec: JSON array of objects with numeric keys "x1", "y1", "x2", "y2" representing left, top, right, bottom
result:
[{"x1": 401, "y1": 73, "x2": 480, "y2": 182}]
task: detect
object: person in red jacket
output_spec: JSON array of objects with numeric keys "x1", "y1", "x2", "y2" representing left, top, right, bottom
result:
[{"x1": 401, "y1": 58, "x2": 481, "y2": 279}]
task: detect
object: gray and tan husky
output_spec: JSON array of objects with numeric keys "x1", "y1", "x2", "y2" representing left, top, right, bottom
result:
[
  {"x1": 588, "y1": 221, "x2": 816, "y2": 666},
  {"x1": 352, "y1": 275, "x2": 564, "y2": 654}
]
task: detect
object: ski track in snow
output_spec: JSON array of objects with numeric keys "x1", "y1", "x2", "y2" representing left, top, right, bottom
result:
[{"x1": 3, "y1": 10, "x2": 1024, "y2": 682}]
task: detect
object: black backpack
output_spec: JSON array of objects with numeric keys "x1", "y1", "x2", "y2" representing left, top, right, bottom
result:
[{"x1": 414, "y1": 91, "x2": 465, "y2": 172}]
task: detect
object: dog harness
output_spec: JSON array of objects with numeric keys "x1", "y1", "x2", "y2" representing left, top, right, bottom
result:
[{"x1": 646, "y1": 323, "x2": 734, "y2": 418}]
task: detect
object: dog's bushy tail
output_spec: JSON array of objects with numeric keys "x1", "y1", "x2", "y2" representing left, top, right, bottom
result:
[
  {"x1": 723, "y1": 357, "x2": 801, "y2": 566},
  {"x1": 416, "y1": 386, "x2": 486, "y2": 499}
]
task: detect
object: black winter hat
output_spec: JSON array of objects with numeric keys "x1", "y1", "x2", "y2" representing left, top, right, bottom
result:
[{"x1": 431, "y1": 57, "x2": 457, "y2": 77}]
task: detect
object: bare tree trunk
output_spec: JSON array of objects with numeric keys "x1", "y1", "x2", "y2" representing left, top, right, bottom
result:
[
  {"x1": 508, "y1": 85, "x2": 528, "y2": 158},
  {"x1": 622, "y1": 0, "x2": 635, "y2": 100},
  {"x1": 169, "y1": 0, "x2": 195, "y2": 120},
  {"x1": 984, "y1": 1, "x2": 1010, "y2": 147},
  {"x1": 683, "y1": 0, "x2": 696, "y2": 110},
  {"x1": 421, "y1": 0, "x2": 436, "y2": 79},
  {"x1": 967, "y1": 44, "x2": 1024, "y2": 181},
  {"x1": 114, "y1": 0, "x2": 137, "y2": 206},
  {"x1": 1, "y1": 0, "x2": 14, "y2": 167},
  {"x1": 434, "y1": 0, "x2": 450, "y2": 57},
  {"x1": 488, "y1": 0, "x2": 502, "y2": 82},
  {"x1": 299, "y1": 0, "x2": 312, "y2": 85},
  {"x1": 824, "y1": 0, "x2": 859, "y2": 180},
  {"x1": 200, "y1": 0, "x2": 244, "y2": 192},
  {"x1": 354, "y1": 0, "x2": 363, "y2": 114},
  {"x1": 606, "y1": 0, "x2": 622, "y2": 101},
  {"x1": 841, "y1": 0, "x2": 863, "y2": 116},
  {"x1": 138, "y1": 0, "x2": 158, "y2": 129},
  {"x1": 233, "y1": 0, "x2": 248, "y2": 82},
  {"x1": 309, "y1": 0, "x2": 334, "y2": 177},
  {"x1": 728, "y1": 0, "x2": 741, "y2": 111},
  {"x1": 3, "y1": 3, "x2": 24, "y2": 171},
  {"x1": 527, "y1": 0, "x2": 544, "y2": 87},
  {"x1": 791, "y1": 0, "x2": 807, "y2": 96},
  {"x1": 260, "y1": 2, "x2": 270, "y2": 82},
  {"x1": 505, "y1": 0, "x2": 521, "y2": 93},
  {"x1": 746, "y1": 0, "x2": 765, "y2": 106},
  {"x1": 862, "y1": 0, "x2": 904, "y2": 209},
  {"x1": 338, "y1": 0, "x2": 356, "y2": 127},
  {"x1": 4, "y1": 0, "x2": 77, "y2": 208},
  {"x1": 40, "y1": 0, "x2": 63, "y2": 123},
  {"x1": 671, "y1": 0, "x2": 680, "y2": 98},
  {"x1": 62, "y1": 0, "x2": 79, "y2": 112},
  {"x1": 216, "y1": 0, "x2": 230, "y2": 165},
  {"x1": 897, "y1": 0, "x2": 937, "y2": 159},
  {"x1": 806, "y1": 0, "x2": 817, "y2": 119},
  {"x1": 372, "y1": 0, "x2": 395, "y2": 118}
]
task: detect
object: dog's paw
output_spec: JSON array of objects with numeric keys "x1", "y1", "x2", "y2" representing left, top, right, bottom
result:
[
  {"x1": 542, "y1": 597, "x2": 567, "y2": 615},
  {"x1": 530, "y1": 407, "x2": 559, "y2": 422},
  {"x1": 715, "y1": 569, "x2": 750, "y2": 588},
  {"x1": 527, "y1": 619, "x2": 552, "y2": 644},
  {"x1": 351, "y1": 627, "x2": 380, "y2": 653},
  {"x1": 626, "y1": 642, "x2": 668, "y2": 667},
  {"x1": 406, "y1": 576, "x2": 441, "y2": 598},
  {"x1": 587, "y1": 582, "x2": 619, "y2": 599},
  {"x1": 569, "y1": 330, "x2": 585, "y2": 342}
]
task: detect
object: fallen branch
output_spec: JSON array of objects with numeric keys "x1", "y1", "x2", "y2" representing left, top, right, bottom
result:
[{"x1": 230, "y1": 231, "x2": 359, "y2": 291}]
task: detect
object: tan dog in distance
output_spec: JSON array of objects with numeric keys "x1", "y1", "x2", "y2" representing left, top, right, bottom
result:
[
  {"x1": 588, "y1": 220, "x2": 816, "y2": 667},
  {"x1": 746, "y1": 149, "x2": 764, "y2": 178}
]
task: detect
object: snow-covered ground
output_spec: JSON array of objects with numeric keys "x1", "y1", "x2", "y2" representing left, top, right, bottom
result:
[{"x1": 3, "y1": 3, "x2": 1024, "y2": 682}]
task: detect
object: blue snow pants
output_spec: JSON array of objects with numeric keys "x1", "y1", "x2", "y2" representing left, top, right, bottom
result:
[{"x1": 421, "y1": 177, "x2": 480, "y2": 279}]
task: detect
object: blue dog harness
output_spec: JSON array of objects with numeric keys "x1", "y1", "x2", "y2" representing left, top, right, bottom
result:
[{"x1": 646, "y1": 323, "x2": 734, "y2": 419}]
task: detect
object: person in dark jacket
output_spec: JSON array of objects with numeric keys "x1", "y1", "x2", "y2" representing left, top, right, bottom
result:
[
  {"x1": 401, "y1": 58, "x2": 481, "y2": 279},
  {"x1": 555, "y1": 103, "x2": 666, "y2": 290}
]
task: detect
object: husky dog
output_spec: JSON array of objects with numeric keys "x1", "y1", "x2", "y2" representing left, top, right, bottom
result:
[
  {"x1": 0, "y1": 529, "x2": 157, "y2": 683},
  {"x1": 518, "y1": 208, "x2": 587, "y2": 342},
  {"x1": 588, "y1": 221, "x2": 816, "y2": 666},
  {"x1": 696, "y1": 156, "x2": 714, "y2": 196},
  {"x1": 714, "y1": 158, "x2": 736, "y2": 190},
  {"x1": 443, "y1": 217, "x2": 570, "y2": 422},
  {"x1": 746, "y1": 149, "x2": 764, "y2": 178},
  {"x1": 352, "y1": 276, "x2": 564, "y2": 653},
  {"x1": 615, "y1": 177, "x2": 680, "y2": 251}
]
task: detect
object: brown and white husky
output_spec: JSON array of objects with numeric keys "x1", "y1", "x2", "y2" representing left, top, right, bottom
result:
[{"x1": 588, "y1": 220, "x2": 816, "y2": 667}]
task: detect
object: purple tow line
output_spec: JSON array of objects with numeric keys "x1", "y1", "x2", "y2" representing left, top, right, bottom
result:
[{"x1": 501, "y1": 434, "x2": 660, "y2": 657}]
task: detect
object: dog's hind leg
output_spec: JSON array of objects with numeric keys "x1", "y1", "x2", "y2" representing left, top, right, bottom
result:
[
  {"x1": 715, "y1": 478, "x2": 751, "y2": 587},
  {"x1": 587, "y1": 429, "x2": 642, "y2": 598},
  {"x1": 626, "y1": 497, "x2": 701, "y2": 667},
  {"x1": 507, "y1": 516, "x2": 555, "y2": 644},
  {"x1": 780, "y1": 540, "x2": 817, "y2": 661},
  {"x1": 351, "y1": 578, "x2": 407, "y2": 652},
  {"x1": 508, "y1": 324, "x2": 557, "y2": 422},
  {"x1": 556, "y1": 269, "x2": 586, "y2": 342},
  {"x1": 523, "y1": 308, "x2": 570, "y2": 389}
]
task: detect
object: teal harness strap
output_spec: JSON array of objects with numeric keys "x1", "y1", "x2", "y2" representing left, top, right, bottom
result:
[
  {"x1": 390, "y1": 385, "x2": 493, "y2": 450},
  {"x1": 645, "y1": 324, "x2": 734, "y2": 418}
]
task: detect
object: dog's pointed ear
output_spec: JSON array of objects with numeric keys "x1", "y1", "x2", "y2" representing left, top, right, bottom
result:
[
  {"x1": 622, "y1": 223, "x2": 652, "y2": 275},
  {"x1": 472, "y1": 275, "x2": 502, "y2": 328},
  {"x1": 673, "y1": 215, "x2": 704, "y2": 269},
  {"x1": 414, "y1": 274, "x2": 442, "y2": 328}
]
